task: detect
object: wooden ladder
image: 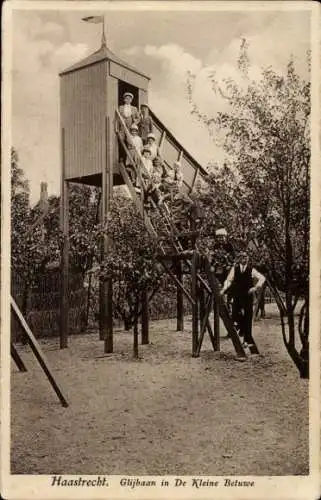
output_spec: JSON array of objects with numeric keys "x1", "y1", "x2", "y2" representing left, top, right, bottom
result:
[{"x1": 115, "y1": 111, "x2": 249, "y2": 359}]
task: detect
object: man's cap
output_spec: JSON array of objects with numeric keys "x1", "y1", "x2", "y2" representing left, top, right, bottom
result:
[
  {"x1": 123, "y1": 92, "x2": 134, "y2": 99},
  {"x1": 147, "y1": 133, "x2": 156, "y2": 140},
  {"x1": 237, "y1": 250, "x2": 248, "y2": 257},
  {"x1": 215, "y1": 228, "x2": 227, "y2": 236},
  {"x1": 140, "y1": 104, "x2": 148, "y2": 108},
  {"x1": 130, "y1": 124, "x2": 138, "y2": 131}
]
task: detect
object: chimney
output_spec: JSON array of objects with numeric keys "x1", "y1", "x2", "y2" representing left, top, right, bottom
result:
[{"x1": 40, "y1": 182, "x2": 49, "y2": 213}]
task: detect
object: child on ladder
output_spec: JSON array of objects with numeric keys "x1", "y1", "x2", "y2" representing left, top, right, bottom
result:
[
  {"x1": 141, "y1": 146, "x2": 154, "y2": 177},
  {"x1": 163, "y1": 161, "x2": 195, "y2": 226},
  {"x1": 162, "y1": 161, "x2": 183, "y2": 201},
  {"x1": 144, "y1": 156, "x2": 165, "y2": 208},
  {"x1": 118, "y1": 92, "x2": 140, "y2": 162},
  {"x1": 145, "y1": 133, "x2": 161, "y2": 161},
  {"x1": 126, "y1": 124, "x2": 143, "y2": 187},
  {"x1": 139, "y1": 105, "x2": 154, "y2": 145},
  {"x1": 119, "y1": 92, "x2": 140, "y2": 132}
]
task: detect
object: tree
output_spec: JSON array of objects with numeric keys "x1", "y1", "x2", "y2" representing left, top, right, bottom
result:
[
  {"x1": 11, "y1": 151, "x2": 101, "y2": 331},
  {"x1": 33, "y1": 184, "x2": 102, "y2": 278},
  {"x1": 11, "y1": 148, "x2": 51, "y2": 287},
  {"x1": 188, "y1": 41, "x2": 310, "y2": 377},
  {"x1": 68, "y1": 184, "x2": 101, "y2": 278},
  {"x1": 11, "y1": 148, "x2": 60, "y2": 343}
]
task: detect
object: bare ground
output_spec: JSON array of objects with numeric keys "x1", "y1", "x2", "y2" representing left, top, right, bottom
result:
[{"x1": 10, "y1": 304, "x2": 308, "y2": 476}]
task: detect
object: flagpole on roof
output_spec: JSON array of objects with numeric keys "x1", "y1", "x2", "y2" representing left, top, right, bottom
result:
[
  {"x1": 82, "y1": 15, "x2": 107, "y2": 48},
  {"x1": 101, "y1": 16, "x2": 106, "y2": 47}
]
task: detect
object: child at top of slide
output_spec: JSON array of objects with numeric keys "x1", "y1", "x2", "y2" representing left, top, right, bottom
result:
[{"x1": 119, "y1": 92, "x2": 140, "y2": 131}]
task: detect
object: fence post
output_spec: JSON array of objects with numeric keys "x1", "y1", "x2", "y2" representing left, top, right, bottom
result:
[
  {"x1": 213, "y1": 296, "x2": 220, "y2": 351},
  {"x1": 176, "y1": 258, "x2": 184, "y2": 331},
  {"x1": 59, "y1": 173, "x2": 69, "y2": 349},
  {"x1": 191, "y1": 251, "x2": 199, "y2": 356},
  {"x1": 133, "y1": 299, "x2": 139, "y2": 358}
]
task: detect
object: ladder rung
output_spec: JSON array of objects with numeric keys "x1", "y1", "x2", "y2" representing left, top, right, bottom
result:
[{"x1": 157, "y1": 250, "x2": 194, "y2": 260}]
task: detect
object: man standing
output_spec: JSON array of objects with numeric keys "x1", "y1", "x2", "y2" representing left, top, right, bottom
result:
[{"x1": 220, "y1": 251, "x2": 265, "y2": 347}]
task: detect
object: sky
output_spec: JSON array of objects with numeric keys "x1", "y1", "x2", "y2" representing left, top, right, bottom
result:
[{"x1": 10, "y1": 4, "x2": 311, "y2": 204}]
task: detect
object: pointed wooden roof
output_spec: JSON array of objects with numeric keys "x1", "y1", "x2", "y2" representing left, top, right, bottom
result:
[{"x1": 59, "y1": 44, "x2": 150, "y2": 79}]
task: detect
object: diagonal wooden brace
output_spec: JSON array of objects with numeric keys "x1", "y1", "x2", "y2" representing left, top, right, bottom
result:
[{"x1": 11, "y1": 297, "x2": 69, "y2": 407}]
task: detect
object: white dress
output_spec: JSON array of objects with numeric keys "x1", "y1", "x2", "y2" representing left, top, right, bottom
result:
[
  {"x1": 126, "y1": 134, "x2": 143, "y2": 166},
  {"x1": 148, "y1": 143, "x2": 159, "y2": 161},
  {"x1": 142, "y1": 157, "x2": 153, "y2": 176}
]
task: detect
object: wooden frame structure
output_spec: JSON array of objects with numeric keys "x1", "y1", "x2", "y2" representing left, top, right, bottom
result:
[
  {"x1": 59, "y1": 41, "x2": 261, "y2": 360},
  {"x1": 11, "y1": 297, "x2": 68, "y2": 407},
  {"x1": 59, "y1": 43, "x2": 151, "y2": 353},
  {"x1": 10, "y1": 186, "x2": 69, "y2": 406}
]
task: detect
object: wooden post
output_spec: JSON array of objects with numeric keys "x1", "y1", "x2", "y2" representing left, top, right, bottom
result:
[
  {"x1": 133, "y1": 299, "x2": 139, "y2": 358},
  {"x1": 254, "y1": 281, "x2": 267, "y2": 320},
  {"x1": 101, "y1": 277, "x2": 113, "y2": 352},
  {"x1": 176, "y1": 258, "x2": 184, "y2": 331},
  {"x1": 102, "y1": 116, "x2": 113, "y2": 353},
  {"x1": 196, "y1": 294, "x2": 214, "y2": 356},
  {"x1": 199, "y1": 285, "x2": 205, "y2": 333},
  {"x1": 99, "y1": 280, "x2": 104, "y2": 340},
  {"x1": 95, "y1": 192, "x2": 103, "y2": 340},
  {"x1": 11, "y1": 297, "x2": 68, "y2": 407},
  {"x1": 141, "y1": 290, "x2": 149, "y2": 344},
  {"x1": 203, "y1": 257, "x2": 246, "y2": 358},
  {"x1": 191, "y1": 251, "x2": 198, "y2": 356},
  {"x1": 213, "y1": 296, "x2": 220, "y2": 351},
  {"x1": 85, "y1": 193, "x2": 101, "y2": 332},
  {"x1": 20, "y1": 286, "x2": 30, "y2": 345},
  {"x1": 84, "y1": 272, "x2": 92, "y2": 332},
  {"x1": 59, "y1": 128, "x2": 69, "y2": 349},
  {"x1": 11, "y1": 343, "x2": 27, "y2": 372}
]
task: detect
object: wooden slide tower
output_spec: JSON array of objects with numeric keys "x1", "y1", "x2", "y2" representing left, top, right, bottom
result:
[{"x1": 59, "y1": 39, "x2": 256, "y2": 359}]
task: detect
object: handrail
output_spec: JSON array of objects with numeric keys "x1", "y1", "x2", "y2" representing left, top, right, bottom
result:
[
  {"x1": 115, "y1": 114, "x2": 179, "y2": 242},
  {"x1": 115, "y1": 109, "x2": 154, "y2": 209},
  {"x1": 114, "y1": 108, "x2": 214, "y2": 300},
  {"x1": 114, "y1": 130, "x2": 197, "y2": 305},
  {"x1": 115, "y1": 109, "x2": 188, "y2": 237},
  {"x1": 148, "y1": 108, "x2": 209, "y2": 179},
  {"x1": 115, "y1": 109, "x2": 151, "y2": 182},
  {"x1": 115, "y1": 116, "x2": 162, "y2": 213}
]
